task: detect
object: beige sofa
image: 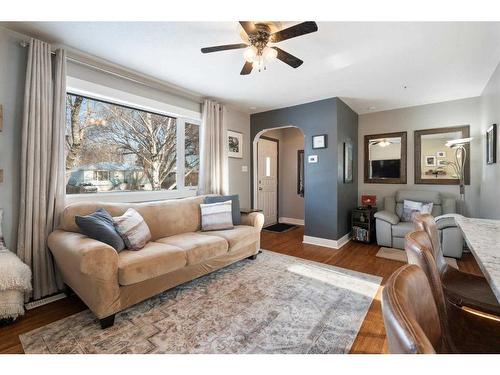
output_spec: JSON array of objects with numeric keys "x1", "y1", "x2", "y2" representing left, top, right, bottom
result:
[{"x1": 48, "y1": 195, "x2": 264, "y2": 328}]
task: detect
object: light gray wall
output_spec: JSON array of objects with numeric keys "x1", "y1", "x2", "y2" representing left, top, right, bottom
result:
[
  {"x1": 260, "y1": 127, "x2": 305, "y2": 221},
  {"x1": 358, "y1": 97, "x2": 482, "y2": 217},
  {"x1": 224, "y1": 106, "x2": 251, "y2": 208},
  {"x1": 479, "y1": 61, "x2": 500, "y2": 219},
  {"x1": 251, "y1": 98, "x2": 358, "y2": 240},
  {"x1": 0, "y1": 28, "x2": 27, "y2": 248}
]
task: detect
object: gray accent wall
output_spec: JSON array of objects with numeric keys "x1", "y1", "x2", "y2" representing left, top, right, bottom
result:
[
  {"x1": 479, "y1": 61, "x2": 500, "y2": 219},
  {"x1": 251, "y1": 97, "x2": 358, "y2": 240},
  {"x1": 0, "y1": 28, "x2": 27, "y2": 249}
]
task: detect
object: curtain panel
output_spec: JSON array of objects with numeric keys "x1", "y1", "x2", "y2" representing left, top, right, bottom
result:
[
  {"x1": 17, "y1": 39, "x2": 66, "y2": 300},
  {"x1": 198, "y1": 99, "x2": 228, "y2": 196}
]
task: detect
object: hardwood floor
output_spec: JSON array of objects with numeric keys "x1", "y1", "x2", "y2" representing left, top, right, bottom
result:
[{"x1": 0, "y1": 226, "x2": 480, "y2": 354}]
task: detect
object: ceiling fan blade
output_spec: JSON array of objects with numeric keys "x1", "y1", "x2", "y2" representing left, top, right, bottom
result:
[
  {"x1": 240, "y1": 61, "x2": 253, "y2": 75},
  {"x1": 201, "y1": 43, "x2": 248, "y2": 53},
  {"x1": 272, "y1": 47, "x2": 303, "y2": 68},
  {"x1": 271, "y1": 21, "x2": 318, "y2": 42},
  {"x1": 239, "y1": 21, "x2": 255, "y2": 36}
]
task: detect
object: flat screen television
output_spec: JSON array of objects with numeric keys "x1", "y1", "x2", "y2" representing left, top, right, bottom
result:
[{"x1": 371, "y1": 159, "x2": 400, "y2": 178}]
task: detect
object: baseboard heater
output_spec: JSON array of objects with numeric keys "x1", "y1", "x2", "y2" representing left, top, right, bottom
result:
[{"x1": 25, "y1": 293, "x2": 66, "y2": 310}]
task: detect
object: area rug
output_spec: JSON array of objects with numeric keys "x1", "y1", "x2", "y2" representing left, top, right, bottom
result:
[
  {"x1": 19, "y1": 250, "x2": 381, "y2": 354},
  {"x1": 376, "y1": 247, "x2": 458, "y2": 269},
  {"x1": 263, "y1": 223, "x2": 297, "y2": 233}
]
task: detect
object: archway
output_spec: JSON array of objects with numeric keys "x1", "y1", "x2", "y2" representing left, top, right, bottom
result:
[{"x1": 253, "y1": 125, "x2": 305, "y2": 227}]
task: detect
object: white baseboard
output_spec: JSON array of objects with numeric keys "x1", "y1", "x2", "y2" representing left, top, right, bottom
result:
[
  {"x1": 279, "y1": 217, "x2": 304, "y2": 226},
  {"x1": 303, "y1": 232, "x2": 351, "y2": 249}
]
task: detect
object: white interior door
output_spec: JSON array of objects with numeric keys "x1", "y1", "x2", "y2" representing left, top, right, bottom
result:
[{"x1": 257, "y1": 138, "x2": 278, "y2": 226}]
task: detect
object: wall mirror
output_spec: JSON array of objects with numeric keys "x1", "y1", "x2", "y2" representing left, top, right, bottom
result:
[
  {"x1": 364, "y1": 132, "x2": 407, "y2": 184},
  {"x1": 414, "y1": 125, "x2": 470, "y2": 185}
]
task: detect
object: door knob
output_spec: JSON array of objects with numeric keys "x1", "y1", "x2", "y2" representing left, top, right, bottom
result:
[{"x1": 258, "y1": 187, "x2": 263, "y2": 190}]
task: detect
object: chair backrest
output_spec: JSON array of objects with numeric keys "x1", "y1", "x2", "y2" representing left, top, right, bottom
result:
[
  {"x1": 395, "y1": 190, "x2": 443, "y2": 217},
  {"x1": 404, "y1": 230, "x2": 451, "y2": 330},
  {"x1": 413, "y1": 213, "x2": 449, "y2": 274},
  {"x1": 382, "y1": 264, "x2": 446, "y2": 353}
]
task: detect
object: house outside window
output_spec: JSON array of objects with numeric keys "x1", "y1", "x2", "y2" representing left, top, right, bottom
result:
[{"x1": 65, "y1": 93, "x2": 200, "y2": 198}]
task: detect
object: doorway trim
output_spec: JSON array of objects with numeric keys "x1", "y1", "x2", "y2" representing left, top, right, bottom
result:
[{"x1": 257, "y1": 135, "x2": 279, "y2": 226}]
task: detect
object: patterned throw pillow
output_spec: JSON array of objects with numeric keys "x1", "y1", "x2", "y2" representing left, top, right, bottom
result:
[
  {"x1": 113, "y1": 208, "x2": 151, "y2": 250},
  {"x1": 200, "y1": 200, "x2": 234, "y2": 231},
  {"x1": 401, "y1": 200, "x2": 434, "y2": 222}
]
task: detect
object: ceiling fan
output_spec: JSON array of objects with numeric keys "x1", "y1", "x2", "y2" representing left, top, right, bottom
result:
[
  {"x1": 370, "y1": 138, "x2": 401, "y2": 147},
  {"x1": 201, "y1": 21, "x2": 318, "y2": 75}
]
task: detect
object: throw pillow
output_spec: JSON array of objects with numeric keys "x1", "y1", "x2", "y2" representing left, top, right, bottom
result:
[
  {"x1": 204, "y1": 194, "x2": 241, "y2": 225},
  {"x1": 200, "y1": 200, "x2": 234, "y2": 231},
  {"x1": 113, "y1": 208, "x2": 151, "y2": 250},
  {"x1": 75, "y1": 208, "x2": 125, "y2": 252},
  {"x1": 401, "y1": 200, "x2": 434, "y2": 222}
]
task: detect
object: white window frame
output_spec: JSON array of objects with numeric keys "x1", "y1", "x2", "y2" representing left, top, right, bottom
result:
[{"x1": 65, "y1": 77, "x2": 201, "y2": 204}]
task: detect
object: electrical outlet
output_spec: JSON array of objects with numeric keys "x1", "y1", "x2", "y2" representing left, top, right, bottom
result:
[{"x1": 241, "y1": 165, "x2": 248, "y2": 172}]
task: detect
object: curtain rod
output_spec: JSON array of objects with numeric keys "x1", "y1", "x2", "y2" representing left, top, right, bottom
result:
[{"x1": 19, "y1": 41, "x2": 204, "y2": 104}]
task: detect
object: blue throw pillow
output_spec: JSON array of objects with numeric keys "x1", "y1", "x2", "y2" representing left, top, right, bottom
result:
[
  {"x1": 75, "y1": 208, "x2": 125, "y2": 252},
  {"x1": 204, "y1": 195, "x2": 241, "y2": 225}
]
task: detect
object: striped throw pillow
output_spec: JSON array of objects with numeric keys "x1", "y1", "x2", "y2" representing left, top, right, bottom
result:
[
  {"x1": 113, "y1": 208, "x2": 151, "y2": 250},
  {"x1": 200, "y1": 200, "x2": 234, "y2": 231}
]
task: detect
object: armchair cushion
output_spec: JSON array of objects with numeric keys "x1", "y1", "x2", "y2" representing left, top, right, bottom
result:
[
  {"x1": 374, "y1": 210, "x2": 400, "y2": 225},
  {"x1": 392, "y1": 222, "x2": 416, "y2": 238}
]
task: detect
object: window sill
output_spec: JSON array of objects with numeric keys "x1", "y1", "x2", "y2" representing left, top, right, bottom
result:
[{"x1": 65, "y1": 189, "x2": 198, "y2": 204}]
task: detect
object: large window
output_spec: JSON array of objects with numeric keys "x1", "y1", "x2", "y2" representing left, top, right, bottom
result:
[{"x1": 65, "y1": 93, "x2": 199, "y2": 195}]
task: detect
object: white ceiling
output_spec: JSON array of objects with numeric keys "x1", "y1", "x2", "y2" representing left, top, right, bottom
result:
[{"x1": 4, "y1": 22, "x2": 500, "y2": 114}]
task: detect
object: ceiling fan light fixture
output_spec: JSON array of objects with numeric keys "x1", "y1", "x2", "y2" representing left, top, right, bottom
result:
[
  {"x1": 243, "y1": 46, "x2": 258, "y2": 62},
  {"x1": 263, "y1": 46, "x2": 278, "y2": 60}
]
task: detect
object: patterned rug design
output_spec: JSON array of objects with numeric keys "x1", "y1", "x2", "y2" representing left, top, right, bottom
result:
[{"x1": 20, "y1": 251, "x2": 381, "y2": 354}]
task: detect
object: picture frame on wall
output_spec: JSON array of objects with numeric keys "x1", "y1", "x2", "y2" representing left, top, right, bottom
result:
[
  {"x1": 486, "y1": 124, "x2": 497, "y2": 165},
  {"x1": 343, "y1": 141, "x2": 353, "y2": 183},
  {"x1": 227, "y1": 130, "x2": 243, "y2": 158},
  {"x1": 312, "y1": 134, "x2": 327, "y2": 149},
  {"x1": 436, "y1": 151, "x2": 446, "y2": 158},
  {"x1": 424, "y1": 155, "x2": 437, "y2": 167}
]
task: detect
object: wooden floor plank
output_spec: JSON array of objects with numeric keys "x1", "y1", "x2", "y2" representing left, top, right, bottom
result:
[{"x1": 0, "y1": 226, "x2": 480, "y2": 354}]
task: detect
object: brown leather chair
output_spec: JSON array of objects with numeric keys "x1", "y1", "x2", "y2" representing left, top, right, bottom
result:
[
  {"x1": 382, "y1": 264, "x2": 452, "y2": 353},
  {"x1": 405, "y1": 229, "x2": 500, "y2": 353},
  {"x1": 414, "y1": 213, "x2": 500, "y2": 317}
]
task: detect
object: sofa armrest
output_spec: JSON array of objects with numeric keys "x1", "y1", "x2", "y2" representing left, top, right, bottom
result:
[
  {"x1": 48, "y1": 230, "x2": 119, "y2": 280},
  {"x1": 48, "y1": 230, "x2": 120, "y2": 318},
  {"x1": 374, "y1": 210, "x2": 400, "y2": 225},
  {"x1": 241, "y1": 212, "x2": 265, "y2": 231}
]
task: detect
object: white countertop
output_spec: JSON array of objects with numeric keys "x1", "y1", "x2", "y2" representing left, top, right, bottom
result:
[{"x1": 455, "y1": 216, "x2": 500, "y2": 302}]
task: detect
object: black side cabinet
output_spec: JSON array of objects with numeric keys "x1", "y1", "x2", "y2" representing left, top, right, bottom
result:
[{"x1": 351, "y1": 206, "x2": 377, "y2": 243}]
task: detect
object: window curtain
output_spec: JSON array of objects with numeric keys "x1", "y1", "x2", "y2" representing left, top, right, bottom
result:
[
  {"x1": 198, "y1": 99, "x2": 228, "y2": 195},
  {"x1": 17, "y1": 39, "x2": 66, "y2": 300}
]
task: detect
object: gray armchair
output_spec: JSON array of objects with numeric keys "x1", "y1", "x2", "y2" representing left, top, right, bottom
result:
[{"x1": 374, "y1": 190, "x2": 463, "y2": 258}]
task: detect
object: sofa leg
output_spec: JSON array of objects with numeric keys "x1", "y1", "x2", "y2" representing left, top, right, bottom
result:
[
  {"x1": 99, "y1": 314, "x2": 115, "y2": 329},
  {"x1": 248, "y1": 254, "x2": 258, "y2": 260}
]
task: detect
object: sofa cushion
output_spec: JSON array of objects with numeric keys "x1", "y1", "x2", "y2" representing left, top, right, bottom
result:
[
  {"x1": 156, "y1": 232, "x2": 228, "y2": 265},
  {"x1": 200, "y1": 225, "x2": 259, "y2": 253},
  {"x1": 392, "y1": 222, "x2": 416, "y2": 238},
  {"x1": 118, "y1": 242, "x2": 186, "y2": 285}
]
